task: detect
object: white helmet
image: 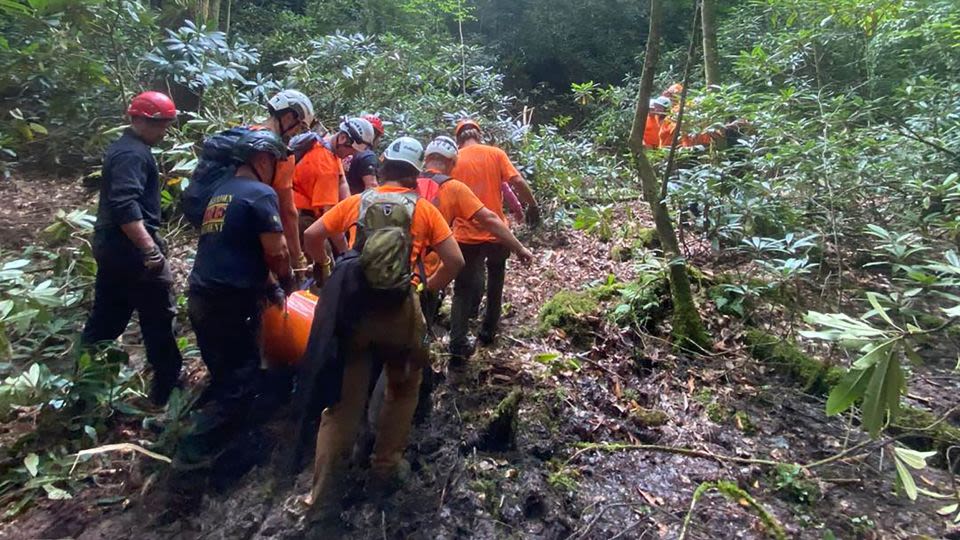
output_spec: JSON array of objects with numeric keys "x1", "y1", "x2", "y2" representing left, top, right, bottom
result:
[
  {"x1": 425, "y1": 136, "x2": 458, "y2": 160},
  {"x1": 339, "y1": 117, "x2": 376, "y2": 149},
  {"x1": 383, "y1": 137, "x2": 424, "y2": 171},
  {"x1": 649, "y1": 96, "x2": 671, "y2": 112},
  {"x1": 268, "y1": 89, "x2": 315, "y2": 128}
]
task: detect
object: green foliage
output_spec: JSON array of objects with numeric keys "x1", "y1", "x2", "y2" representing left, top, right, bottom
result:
[
  {"x1": 0, "y1": 0, "x2": 159, "y2": 168},
  {"x1": 772, "y1": 463, "x2": 820, "y2": 505}
]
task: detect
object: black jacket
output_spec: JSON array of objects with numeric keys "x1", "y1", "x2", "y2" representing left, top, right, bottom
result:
[
  {"x1": 93, "y1": 129, "x2": 162, "y2": 262},
  {"x1": 285, "y1": 252, "x2": 369, "y2": 474}
]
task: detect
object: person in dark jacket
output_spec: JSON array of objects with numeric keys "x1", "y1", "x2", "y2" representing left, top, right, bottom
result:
[
  {"x1": 81, "y1": 91, "x2": 182, "y2": 407},
  {"x1": 344, "y1": 114, "x2": 384, "y2": 195},
  {"x1": 175, "y1": 130, "x2": 297, "y2": 469}
]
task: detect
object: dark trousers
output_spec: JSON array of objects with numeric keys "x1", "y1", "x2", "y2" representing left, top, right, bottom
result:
[
  {"x1": 449, "y1": 242, "x2": 509, "y2": 352},
  {"x1": 179, "y1": 291, "x2": 264, "y2": 463},
  {"x1": 81, "y1": 250, "x2": 182, "y2": 385}
]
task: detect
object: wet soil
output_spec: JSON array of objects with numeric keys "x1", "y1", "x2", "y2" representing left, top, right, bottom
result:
[{"x1": 2, "y1": 178, "x2": 960, "y2": 539}]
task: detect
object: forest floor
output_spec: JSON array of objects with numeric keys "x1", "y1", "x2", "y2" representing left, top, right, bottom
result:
[{"x1": 2, "y1": 175, "x2": 960, "y2": 539}]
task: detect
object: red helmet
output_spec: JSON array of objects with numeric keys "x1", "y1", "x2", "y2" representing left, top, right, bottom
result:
[
  {"x1": 363, "y1": 114, "x2": 384, "y2": 137},
  {"x1": 127, "y1": 91, "x2": 177, "y2": 120},
  {"x1": 455, "y1": 118, "x2": 481, "y2": 136}
]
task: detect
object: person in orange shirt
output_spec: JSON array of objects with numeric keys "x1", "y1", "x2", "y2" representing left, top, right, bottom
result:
[
  {"x1": 301, "y1": 137, "x2": 464, "y2": 520},
  {"x1": 448, "y1": 119, "x2": 539, "y2": 363},
  {"x1": 293, "y1": 117, "x2": 376, "y2": 282},
  {"x1": 255, "y1": 90, "x2": 316, "y2": 269},
  {"x1": 643, "y1": 96, "x2": 672, "y2": 148}
]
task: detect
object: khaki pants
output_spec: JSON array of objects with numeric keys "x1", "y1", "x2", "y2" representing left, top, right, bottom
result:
[{"x1": 308, "y1": 290, "x2": 429, "y2": 512}]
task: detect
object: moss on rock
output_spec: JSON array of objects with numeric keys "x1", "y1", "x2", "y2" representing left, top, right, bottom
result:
[
  {"x1": 632, "y1": 227, "x2": 660, "y2": 250},
  {"x1": 539, "y1": 290, "x2": 600, "y2": 344},
  {"x1": 630, "y1": 407, "x2": 669, "y2": 428}
]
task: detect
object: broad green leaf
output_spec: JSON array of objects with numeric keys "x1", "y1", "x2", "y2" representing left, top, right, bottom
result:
[
  {"x1": 894, "y1": 455, "x2": 918, "y2": 501},
  {"x1": 0, "y1": 300, "x2": 12, "y2": 319},
  {"x1": 2, "y1": 259, "x2": 30, "y2": 270},
  {"x1": 42, "y1": 484, "x2": 71, "y2": 500},
  {"x1": 861, "y1": 343, "x2": 898, "y2": 438},
  {"x1": 852, "y1": 340, "x2": 895, "y2": 369},
  {"x1": 902, "y1": 342, "x2": 923, "y2": 367},
  {"x1": 23, "y1": 453, "x2": 38, "y2": 477},
  {"x1": 866, "y1": 292, "x2": 897, "y2": 329},
  {"x1": 893, "y1": 446, "x2": 937, "y2": 470},
  {"x1": 944, "y1": 305, "x2": 960, "y2": 318},
  {"x1": 533, "y1": 353, "x2": 561, "y2": 364},
  {"x1": 826, "y1": 365, "x2": 874, "y2": 415}
]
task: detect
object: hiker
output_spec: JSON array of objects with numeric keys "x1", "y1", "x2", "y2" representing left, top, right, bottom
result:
[
  {"x1": 257, "y1": 90, "x2": 316, "y2": 270},
  {"x1": 417, "y1": 135, "x2": 534, "y2": 319},
  {"x1": 175, "y1": 130, "x2": 297, "y2": 469},
  {"x1": 407, "y1": 135, "x2": 534, "y2": 417},
  {"x1": 644, "y1": 96, "x2": 672, "y2": 148},
  {"x1": 343, "y1": 114, "x2": 384, "y2": 195},
  {"x1": 292, "y1": 116, "x2": 376, "y2": 284},
  {"x1": 299, "y1": 136, "x2": 464, "y2": 520},
  {"x1": 81, "y1": 91, "x2": 182, "y2": 407},
  {"x1": 448, "y1": 118, "x2": 539, "y2": 363},
  {"x1": 655, "y1": 83, "x2": 748, "y2": 149}
]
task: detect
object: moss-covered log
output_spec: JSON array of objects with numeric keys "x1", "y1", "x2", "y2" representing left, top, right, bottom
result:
[{"x1": 745, "y1": 328, "x2": 960, "y2": 460}]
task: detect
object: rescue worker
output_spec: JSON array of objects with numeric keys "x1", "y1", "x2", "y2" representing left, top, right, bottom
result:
[
  {"x1": 448, "y1": 119, "x2": 539, "y2": 363},
  {"x1": 412, "y1": 135, "x2": 534, "y2": 417},
  {"x1": 81, "y1": 91, "x2": 182, "y2": 407},
  {"x1": 292, "y1": 117, "x2": 375, "y2": 282},
  {"x1": 176, "y1": 130, "x2": 296, "y2": 468},
  {"x1": 655, "y1": 83, "x2": 747, "y2": 149},
  {"x1": 418, "y1": 135, "x2": 534, "y2": 317},
  {"x1": 644, "y1": 96, "x2": 672, "y2": 148},
  {"x1": 343, "y1": 114, "x2": 383, "y2": 195},
  {"x1": 301, "y1": 137, "x2": 464, "y2": 520},
  {"x1": 257, "y1": 90, "x2": 316, "y2": 272}
]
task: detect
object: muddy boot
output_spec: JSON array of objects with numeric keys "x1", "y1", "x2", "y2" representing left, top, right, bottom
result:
[{"x1": 448, "y1": 340, "x2": 475, "y2": 369}]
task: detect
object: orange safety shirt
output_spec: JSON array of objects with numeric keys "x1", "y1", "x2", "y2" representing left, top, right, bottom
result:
[
  {"x1": 643, "y1": 114, "x2": 664, "y2": 148},
  {"x1": 450, "y1": 144, "x2": 519, "y2": 245},
  {"x1": 320, "y1": 185, "x2": 453, "y2": 270},
  {"x1": 417, "y1": 171, "x2": 486, "y2": 276},
  {"x1": 293, "y1": 138, "x2": 343, "y2": 212}
]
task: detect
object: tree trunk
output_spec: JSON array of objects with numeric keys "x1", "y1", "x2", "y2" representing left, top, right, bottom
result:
[
  {"x1": 628, "y1": 0, "x2": 711, "y2": 351},
  {"x1": 701, "y1": 0, "x2": 720, "y2": 88},
  {"x1": 208, "y1": 0, "x2": 221, "y2": 30}
]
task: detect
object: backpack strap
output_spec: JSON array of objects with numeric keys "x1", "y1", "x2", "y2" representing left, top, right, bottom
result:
[{"x1": 420, "y1": 171, "x2": 452, "y2": 186}]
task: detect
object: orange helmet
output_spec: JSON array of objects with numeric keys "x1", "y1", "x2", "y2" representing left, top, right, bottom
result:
[
  {"x1": 455, "y1": 118, "x2": 481, "y2": 137},
  {"x1": 662, "y1": 83, "x2": 684, "y2": 99}
]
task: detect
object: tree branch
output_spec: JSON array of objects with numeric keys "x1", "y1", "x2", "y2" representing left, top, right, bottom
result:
[{"x1": 661, "y1": 0, "x2": 702, "y2": 201}]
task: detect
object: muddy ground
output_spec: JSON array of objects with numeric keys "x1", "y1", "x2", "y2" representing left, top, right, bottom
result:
[{"x1": 2, "y1": 175, "x2": 960, "y2": 539}]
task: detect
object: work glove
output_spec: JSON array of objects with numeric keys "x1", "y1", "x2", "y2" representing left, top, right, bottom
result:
[
  {"x1": 525, "y1": 204, "x2": 542, "y2": 228},
  {"x1": 141, "y1": 244, "x2": 166, "y2": 271}
]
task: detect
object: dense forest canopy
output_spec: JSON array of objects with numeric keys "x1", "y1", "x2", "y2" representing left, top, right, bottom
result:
[{"x1": 1, "y1": 0, "x2": 960, "y2": 538}]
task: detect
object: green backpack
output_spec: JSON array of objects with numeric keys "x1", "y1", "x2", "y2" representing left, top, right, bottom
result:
[{"x1": 354, "y1": 190, "x2": 422, "y2": 293}]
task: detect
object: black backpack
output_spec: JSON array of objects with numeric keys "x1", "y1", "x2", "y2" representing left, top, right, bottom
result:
[{"x1": 181, "y1": 126, "x2": 252, "y2": 228}]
